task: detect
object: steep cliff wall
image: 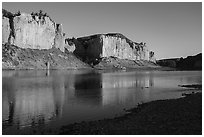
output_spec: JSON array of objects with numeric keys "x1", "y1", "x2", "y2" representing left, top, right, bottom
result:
[
  {"x1": 73, "y1": 33, "x2": 156, "y2": 62},
  {"x1": 54, "y1": 24, "x2": 65, "y2": 52},
  {"x1": 13, "y1": 13, "x2": 56, "y2": 49},
  {"x1": 2, "y1": 17, "x2": 10, "y2": 44},
  {"x1": 2, "y1": 9, "x2": 73, "y2": 52},
  {"x1": 75, "y1": 35, "x2": 103, "y2": 60},
  {"x1": 102, "y1": 35, "x2": 135, "y2": 60},
  {"x1": 101, "y1": 34, "x2": 151, "y2": 61}
]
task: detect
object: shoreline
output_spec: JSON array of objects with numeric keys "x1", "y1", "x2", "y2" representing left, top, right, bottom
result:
[
  {"x1": 59, "y1": 92, "x2": 202, "y2": 135},
  {"x1": 3, "y1": 90, "x2": 202, "y2": 135},
  {"x1": 2, "y1": 65, "x2": 175, "y2": 71}
]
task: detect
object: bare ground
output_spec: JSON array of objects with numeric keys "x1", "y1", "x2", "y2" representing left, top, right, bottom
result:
[{"x1": 2, "y1": 43, "x2": 91, "y2": 70}]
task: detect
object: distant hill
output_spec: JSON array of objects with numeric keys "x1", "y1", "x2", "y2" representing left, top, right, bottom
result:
[{"x1": 157, "y1": 53, "x2": 202, "y2": 70}]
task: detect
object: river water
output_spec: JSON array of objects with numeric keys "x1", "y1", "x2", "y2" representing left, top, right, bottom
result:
[{"x1": 2, "y1": 70, "x2": 202, "y2": 133}]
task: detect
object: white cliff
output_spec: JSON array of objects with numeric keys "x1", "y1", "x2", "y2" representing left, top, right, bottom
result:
[
  {"x1": 101, "y1": 34, "x2": 150, "y2": 61},
  {"x1": 73, "y1": 33, "x2": 156, "y2": 62},
  {"x1": 2, "y1": 9, "x2": 73, "y2": 52},
  {"x1": 2, "y1": 9, "x2": 156, "y2": 68},
  {"x1": 13, "y1": 13, "x2": 56, "y2": 49},
  {"x1": 2, "y1": 17, "x2": 10, "y2": 44}
]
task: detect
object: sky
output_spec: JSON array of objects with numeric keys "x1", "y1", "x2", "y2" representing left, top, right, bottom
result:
[{"x1": 2, "y1": 2, "x2": 202, "y2": 59}]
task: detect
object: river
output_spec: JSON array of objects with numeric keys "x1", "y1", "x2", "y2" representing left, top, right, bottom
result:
[{"x1": 2, "y1": 70, "x2": 202, "y2": 133}]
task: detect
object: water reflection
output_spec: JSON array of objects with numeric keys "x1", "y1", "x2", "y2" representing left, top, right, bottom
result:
[
  {"x1": 3, "y1": 78, "x2": 16, "y2": 127},
  {"x1": 74, "y1": 73, "x2": 102, "y2": 106},
  {"x1": 101, "y1": 72, "x2": 154, "y2": 106},
  {"x1": 2, "y1": 71, "x2": 67, "y2": 129},
  {"x1": 102, "y1": 72, "x2": 154, "y2": 88},
  {"x1": 2, "y1": 70, "x2": 202, "y2": 131}
]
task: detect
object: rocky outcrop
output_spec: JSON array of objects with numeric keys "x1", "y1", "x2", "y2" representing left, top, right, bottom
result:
[
  {"x1": 65, "y1": 38, "x2": 76, "y2": 53},
  {"x1": 2, "y1": 9, "x2": 74, "y2": 52},
  {"x1": 13, "y1": 13, "x2": 56, "y2": 49},
  {"x1": 72, "y1": 33, "x2": 156, "y2": 63},
  {"x1": 2, "y1": 17, "x2": 10, "y2": 44},
  {"x1": 54, "y1": 24, "x2": 66, "y2": 52}
]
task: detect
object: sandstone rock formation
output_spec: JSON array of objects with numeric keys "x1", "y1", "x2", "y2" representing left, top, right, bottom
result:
[
  {"x1": 72, "y1": 33, "x2": 156, "y2": 63},
  {"x1": 13, "y1": 13, "x2": 56, "y2": 49},
  {"x1": 2, "y1": 17, "x2": 10, "y2": 44},
  {"x1": 54, "y1": 24, "x2": 66, "y2": 52},
  {"x1": 2, "y1": 9, "x2": 158, "y2": 70},
  {"x1": 2, "y1": 9, "x2": 74, "y2": 52},
  {"x1": 65, "y1": 38, "x2": 76, "y2": 53}
]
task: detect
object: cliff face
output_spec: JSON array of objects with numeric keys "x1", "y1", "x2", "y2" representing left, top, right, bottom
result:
[
  {"x1": 74, "y1": 35, "x2": 103, "y2": 60},
  {"x1": 54, "y1": 24, "x2": 66, "y2": 52},
  {"x1": 13, "y1": 13, "x2": 56, "y2": 49},
  {"x1": 101, "y1": 34, "x2": 150, "y2": 61},
  {"x1": 2, "y1": 9, "x2": 157, "y2": 70},
  {"x1": 73, "y1": 33, "x2": 156, "y2": 63},
  {"x1": 2, "y1": 9, "x2": 73, "y2": 52},
  {"x1": 2, "y1": 17, "x2": 10, "y2": 44}
]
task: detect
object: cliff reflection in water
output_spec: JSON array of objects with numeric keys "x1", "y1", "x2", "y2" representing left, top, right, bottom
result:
[
  {"x1": 74, "y1": 73, "x2": 102, "y2": 106},
  {"x1": 3, "y1": 70, "x2": 155, "y2": 130},
  {"x1": 101, "y1": 72, "x2": 154, "y2": 106},
  {"x1": 2, "y1": 71, "x2": 68, "y2": 129}
]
